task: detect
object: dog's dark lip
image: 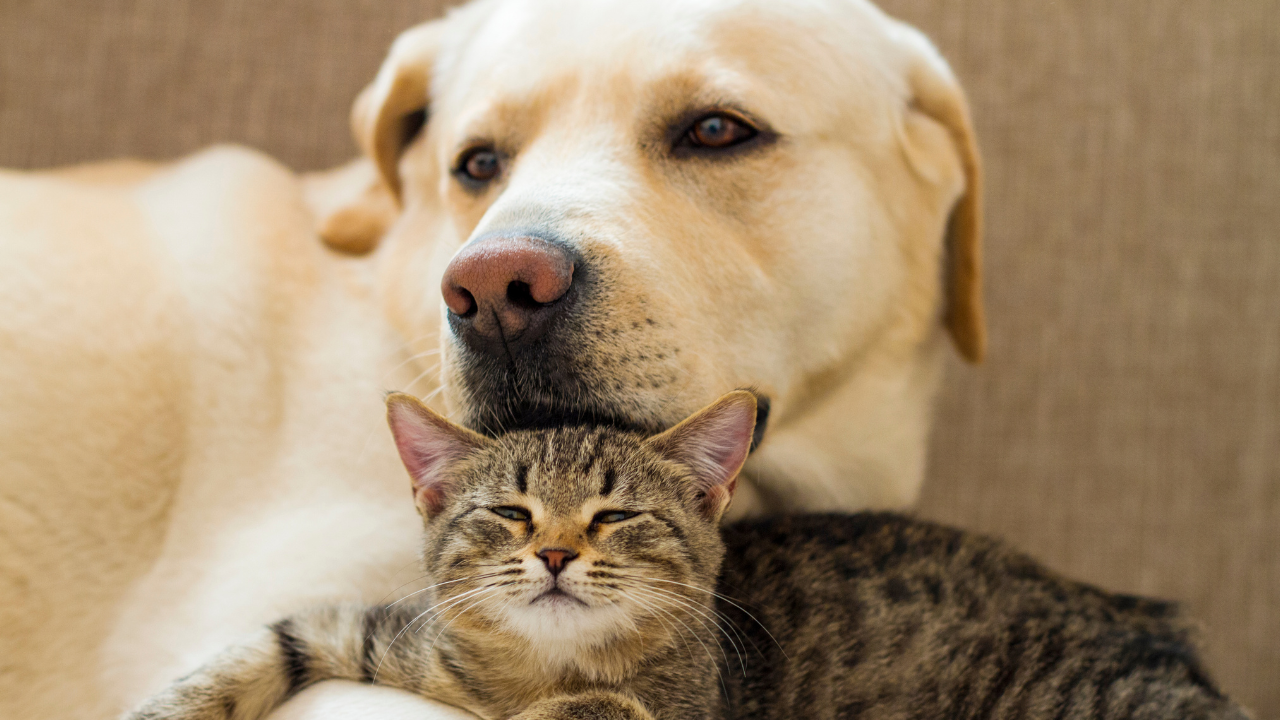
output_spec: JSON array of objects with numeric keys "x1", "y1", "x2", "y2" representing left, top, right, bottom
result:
[
  {"x1": 468, "y1": 394, "x2": 772, "y2": 453},
  {"x1": 468, "y1": 401, "x2": 657, "y2": 437}
]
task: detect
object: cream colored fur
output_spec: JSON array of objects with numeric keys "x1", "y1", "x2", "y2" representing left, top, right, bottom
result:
[{"x1": 0, "y1": 0, "x2": 981, "y2": 718}]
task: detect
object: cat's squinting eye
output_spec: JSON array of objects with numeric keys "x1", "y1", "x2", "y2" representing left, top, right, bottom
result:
[
  {"x1": 593, "y1": 510, "x2": 639, "y2": 525},
  {"x1": 491, "y1": 506, "x2": 531, "y2": 522}
]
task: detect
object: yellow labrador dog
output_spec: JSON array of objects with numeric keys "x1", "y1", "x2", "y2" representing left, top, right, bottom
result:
[{"x1": 0, "y1": 0, "x2": 981, "y2": 718}]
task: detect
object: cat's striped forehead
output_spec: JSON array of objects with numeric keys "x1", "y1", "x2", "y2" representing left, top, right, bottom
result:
[{"x1": 470, "y1": 425, "x2": 674, "y2": 510}]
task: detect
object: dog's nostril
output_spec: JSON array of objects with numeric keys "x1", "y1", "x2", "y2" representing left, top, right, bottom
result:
[
  {"x1": 506, "y1": 281, "x2": 541, "y2": 310},
  {"x1": 455, "y1": 287, "x2": 478, "y2": 318},
  {"x1": 440, "y1": 234, "x2": 577, "y2": 354}
]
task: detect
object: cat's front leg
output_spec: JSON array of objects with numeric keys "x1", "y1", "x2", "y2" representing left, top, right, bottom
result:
[
  {"x1": 509, "y1": 691, "x2": 654, "y2": 720},
  {"x1": 124, "y1": 625, "x2": 298, "y2": 720},
  {"x1": 124, "y1": 604, "x2": 433, "y2": 720}
]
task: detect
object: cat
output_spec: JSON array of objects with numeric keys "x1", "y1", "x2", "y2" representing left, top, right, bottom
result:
[{"x1": 125, "y1": 391, "x2": 1248, "y2": 720}]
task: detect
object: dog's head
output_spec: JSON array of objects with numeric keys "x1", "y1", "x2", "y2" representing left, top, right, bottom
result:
[{"x1": 334, "y1": 0, "x2": 982, "y2": 506}]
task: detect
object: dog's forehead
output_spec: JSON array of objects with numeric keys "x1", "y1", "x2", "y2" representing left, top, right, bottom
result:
[{"x1": 440, "y1": 0, "x2": 903, "y2": 120}]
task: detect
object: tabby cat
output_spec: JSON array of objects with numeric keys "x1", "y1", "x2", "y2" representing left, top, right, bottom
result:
[{"x1": 126, "y1": 391, "x2": 1247, "y2": 720}]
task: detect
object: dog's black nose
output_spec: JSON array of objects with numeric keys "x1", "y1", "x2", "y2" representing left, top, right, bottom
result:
[{"x1": 442, "y1": 234, "x2": 575, "y2": 355}]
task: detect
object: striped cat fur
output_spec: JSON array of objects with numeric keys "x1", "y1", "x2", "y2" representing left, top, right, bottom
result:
[{"x1": 125, "y1": 392, "x2": 1247, "y2": 720}]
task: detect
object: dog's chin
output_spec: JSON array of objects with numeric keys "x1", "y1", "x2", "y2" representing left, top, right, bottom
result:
[
  {"x1": 464, "y1": 398, "x2": 658, "y2": 436},
  {"x1": 444, "y1": 334, "x2": 772, "y2": 443},
  {"x1": 459, "y1": 381, "x2": 773, "y2": 450}
]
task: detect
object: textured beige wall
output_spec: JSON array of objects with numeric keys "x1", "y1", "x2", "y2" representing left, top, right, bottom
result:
[
  {"x1": 887, "y1": 3, "x2": 1280, "y2": 714},
  {"x1": 0, "y1": 0, "x2": 447, "y2": 170},
  {"x1": 2, "y1": 0, "x2": 1276, "y2": 715}
]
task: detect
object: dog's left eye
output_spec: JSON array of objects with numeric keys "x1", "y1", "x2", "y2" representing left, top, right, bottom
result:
[
  {"x1": 593, "y1": 510, "x2": 639, "y2": 525},
  {"x1": 680, "y1": 112, "x2": 758, "y2": 151},
  {"x1": 455, "y1": 146, "x2": 501, "y2": 184}
]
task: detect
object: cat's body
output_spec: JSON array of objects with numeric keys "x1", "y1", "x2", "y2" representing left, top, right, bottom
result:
[
  {"x1": 127, "y1": 393, "x2": 1246, "y2": 720},
  {"x1": 719, "y1": 513, "x2": 1240, "y2": 719}
]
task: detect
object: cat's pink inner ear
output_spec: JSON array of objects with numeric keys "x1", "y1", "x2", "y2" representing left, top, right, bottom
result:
[
  {"x1": 386, "y1": 394, "x2": 482, "y2": 517},
  {"x1": 649, "y1": 391, "x2": 757, "y2": 519}
]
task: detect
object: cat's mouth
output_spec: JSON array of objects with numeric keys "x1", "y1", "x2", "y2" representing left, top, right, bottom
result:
[{"x1": 533, "y1": 587, "x2": 588, "y2": 607}]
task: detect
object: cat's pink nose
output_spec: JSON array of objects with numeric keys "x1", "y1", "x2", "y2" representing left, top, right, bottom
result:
[{"x1": 536, "y1": 547, "x2": 578, "y2": 576}]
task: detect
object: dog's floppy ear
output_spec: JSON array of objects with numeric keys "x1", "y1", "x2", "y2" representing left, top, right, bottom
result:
[
  {"x1": 894, "y1": 27, "x2": 986, "y2": 363},
  {"x1": 352, "y1": 20, "x2": 443, "y2": 200},
  {"x1": 305, "y1": 158, "x2": 400, "y2": 255},
  {"x1": 311, "y1": 21, "x2": 443, "y2": 255}
]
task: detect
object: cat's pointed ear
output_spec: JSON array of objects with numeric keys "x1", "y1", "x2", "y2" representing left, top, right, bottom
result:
[
  {"x1": 386, "y1": 393, "x2": 489, "y2": 517},
  {"x1": 646, "y1": 391, "x2": 757, "y2": 521}
]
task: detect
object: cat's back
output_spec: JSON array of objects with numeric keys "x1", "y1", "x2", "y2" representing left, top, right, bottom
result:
[{"x1": 716, "y1": 513, "x2": 1247, "y2": 720}]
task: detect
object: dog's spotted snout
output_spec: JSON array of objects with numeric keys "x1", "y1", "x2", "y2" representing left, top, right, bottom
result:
[{"x1": 442, "y1": 235, "x2": 575, "y2": 354}]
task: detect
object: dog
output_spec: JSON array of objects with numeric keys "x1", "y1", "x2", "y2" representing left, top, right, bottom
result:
[{"x1": 0, "y1": 0, "x2": 981, "y2": 718}]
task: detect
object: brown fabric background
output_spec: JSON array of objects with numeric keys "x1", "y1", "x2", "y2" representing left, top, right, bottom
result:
[{"x1": 2, "y1": 0, "x2": 1276, "y2": 714}]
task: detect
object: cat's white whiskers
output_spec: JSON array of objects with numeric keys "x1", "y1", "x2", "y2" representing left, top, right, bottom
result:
[
  {"x1": 613, "y1": 596, "x2": 645, "y2": 645},
  {"x1": 625, "y1": 584, "x2": 736, "y2": 685},
  {"x1": 617, "y1": 574, "x2": 788, "y2": 659},
  {"x1": 373, "y1": 583, "x2": 500, "y2": 681},
  {"x1": 423, "y1": 586, "x2": 506, "y2": 660},
  {"x1": 374, "y1": 567, "x2": 431, "y2": 605},
  {"x1": 363, "y1": 571, "x2": 517, "y2": 663},
  {"x1": 616, "y1": 589, "x2": 693, "y2": 665},
  {"x1": 385, "y1": 571, "x2": 516, "y2": 610},
  {"x1": 611, "y1": 573, "x2": 767, "y2": 666},
  {"x1": 624, "y1": 580, "x2": 752, "y2": 671},
  {"x1": 624, "y1": 582, "x2": 745, "y2": 675},
  {"x1": 626, "y1": 587, "x2": 727, "y2": 696},
  {"x1": 410, "y1": 582, "x2": 507, "y2": 633}
]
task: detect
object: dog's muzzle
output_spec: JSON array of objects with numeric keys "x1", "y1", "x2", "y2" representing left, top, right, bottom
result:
[{"x1": 442, "y1": 231, "x2": 578, "y2": 357}]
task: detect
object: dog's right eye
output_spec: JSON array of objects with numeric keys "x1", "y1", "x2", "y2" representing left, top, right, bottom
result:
[
  {"x1": 455, "y1": 146, "x2": 501, "y2": 185},
  {"x1": 676, "y1": 111, "x2": 759, "y2": 153}
]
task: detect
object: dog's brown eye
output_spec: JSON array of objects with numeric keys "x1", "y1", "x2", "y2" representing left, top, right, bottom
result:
[
  {"x1": 687, "y1": 113, "x2": 756, "y2": 149},
  {"x1": 457, "y1": 147, "x2": 500, "y2": 183}
]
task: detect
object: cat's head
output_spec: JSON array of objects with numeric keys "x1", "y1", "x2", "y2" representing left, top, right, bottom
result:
[{"x1": 385, "y1": 390, "x2": 756, "y2": 671}]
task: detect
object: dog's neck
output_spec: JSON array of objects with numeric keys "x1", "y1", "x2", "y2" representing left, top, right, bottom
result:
[{"x1": 735, "y1": 333, "x2": 947, "y2": 516}]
